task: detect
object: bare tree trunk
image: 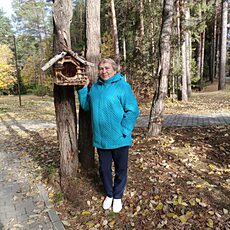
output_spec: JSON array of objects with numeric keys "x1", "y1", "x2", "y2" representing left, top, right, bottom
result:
[
  {"x1": 181, "y1": 38, "x2": 188, "y2": 101},
  {"x1": 185, "y1": 7, "x2": 192, "y2": 98},
  {"x1": 140, "y1": 0, "x2": 145, "y2": 40},
  {"x1": 79, "y1": 0, "x2": 101, "y2": 169},
  {"x1": 211, "y1": 0, "x2": 219, "y2": 82},
  {"x1": 181, "y1": 0, "x2": 188, "y2": 101},
  {"x1": 53, "y1": 0, "x2": 78, "y2": 191},
  {"x1": 200, "y1": 30, "x2": 205, "y2": 86},
  {"x1": 110, "y1": 0, "x2": 120, "y2": 68},
  {"x1": 218, "y1": 0, "x2": 227, "y2": 90},
  {"x1": 176, "y1": 0, "x2": 182, "y2": 100},
  {"x1": 148, "y1": 0, "x2": 174, "y2": 136}
]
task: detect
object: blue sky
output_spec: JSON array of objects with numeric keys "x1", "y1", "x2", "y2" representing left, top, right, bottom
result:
[{"x1": 0, "y1": 0, "x2": 13, "y2": 19}]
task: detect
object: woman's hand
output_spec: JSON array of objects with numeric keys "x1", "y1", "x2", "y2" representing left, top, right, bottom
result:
[{"x1": 84, "y1": 76, "x2": 90, "y2": 88}]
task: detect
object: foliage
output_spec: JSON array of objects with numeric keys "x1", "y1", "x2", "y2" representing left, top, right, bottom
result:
[
  {"x1": 0, "y1": 9, "x2": 13, "y2": 42},
  {"x1": 11, "y1": 0, "x2": 53, "y2": 89},
  {"x1": 71, "y1": 0, "x2": 86, "y2": 53},
  {"x1": 33, "y1": 85, "x2": 53, "y2": 97},
  {"x1": 101, "y1": 32, "x2": 114, "y2": 58},
  {"x1": 0, "y1": 44, "x2": 16, "y2": 94}
]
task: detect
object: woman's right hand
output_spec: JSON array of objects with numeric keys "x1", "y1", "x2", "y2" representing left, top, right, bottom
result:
[{"x1": 84, "y1": 76, "x2": 90, "y2": 88}]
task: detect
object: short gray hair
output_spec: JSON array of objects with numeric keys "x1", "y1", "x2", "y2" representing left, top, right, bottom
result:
[{"x1": 98, "y1": 58, "x2": 118, "y2": 71}]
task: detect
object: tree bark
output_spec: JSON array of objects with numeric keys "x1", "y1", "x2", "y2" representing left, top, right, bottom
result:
[
  {"x1": 218, "y1": 0, "x2": 227, "y2": 90},
  {"x1": 211, "y1": 0, "x2": 219, "y2": 82},
  {"x1": 140, "y1": 0, "x2": 145, "y2": 40},
  {"x1": 53, "y1": 0, "x2": 78, "y2": 191},
  {"x1": 110, "y1": 0, "x2": 120, "y2": 68},
  {"x1": 78, "y1": 0, "x2": 101, "y2": 169},
  {"x1": 181, "y1": 37, "x2": 188, "y2": 101},
  {"x1": 181, "y1": 0, "x2": 188, "y2": 101},
  {"x1": 148, "y1": 0, "x2": 174, "y2": 136}
]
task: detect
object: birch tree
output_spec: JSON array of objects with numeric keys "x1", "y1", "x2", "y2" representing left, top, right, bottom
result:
[
  {"x1": 148, "y1": 0, "x2": 174, "y2": 136},
  {"x1": 110, "y1": 0, "x2": 120, "y2": 68},
  {"x1": 218, "y1": 0, "x2": 227, "y2": 90}
]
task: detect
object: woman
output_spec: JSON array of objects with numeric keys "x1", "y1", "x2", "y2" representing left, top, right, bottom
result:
[{"x1": 77, "y1": 58, "x2": 139, "y2": 213}]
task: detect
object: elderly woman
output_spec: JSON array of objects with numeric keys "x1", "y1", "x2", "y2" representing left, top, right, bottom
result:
[{"x1": 77, "y1": 58, "x2": 139, "y2": 213}]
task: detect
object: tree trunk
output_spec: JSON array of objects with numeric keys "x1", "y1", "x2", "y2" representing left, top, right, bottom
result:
[
  {"x1": 185, "y1": 7, "x2": 192, "y2": 98},
  {"x1": 181, "y1": 0, "x2": 188, "y2": 101},
  {"x1": 200, "y1": 30, "x2": 205, "y2": 86},
  {"x1": 53, "y1": 0, "x2": 78, "y2": 191},
  {"x1": 110, "y1": 0, "x2": 120, "y2": 68},
  {"x1": 181, "y1": 38, "x2": 188, "y2": 101},
  {"x1": 148, "y1": 0, "x2": 174, "y2": 136},
  {"x1": 218, "y1": 0, "x2": 227, "y2": 90},
  {"x1": 175, "y1": 0, "x2": 182, "y2": 100},
  {"x1": 140, "y1": 0, "x2": 145, "y2": 40},
  {"x1": 78, "y1": 0, "x2": 101, "y2": 169},
  {"x1": 211, "y1": 0, "x2": 219, "y2": 82}
]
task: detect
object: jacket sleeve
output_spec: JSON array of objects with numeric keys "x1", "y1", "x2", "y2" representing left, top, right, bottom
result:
[
  {"x1": 120, "y1": 83, "x2": 139, "y2": 137},
  {"x1": 77, "y1": 87, "x2": 90, "y2": 111}
]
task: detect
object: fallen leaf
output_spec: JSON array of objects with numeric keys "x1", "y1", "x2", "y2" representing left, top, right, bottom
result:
[
  {"x1": 155, "y1": 202, "x2": 164, "y2": 210},
  {"x1": 207, "y1": 219, "x2": 214, "y2": 228},
  {"x1": 62, "y1": 220, "x2": 71, "y2": 227},
  {"x1": 86, "y1": 221, "x2": 94, "y2": 228},
  {"x1": 81, "y1": 211, "x2": 91, "y2": 215},
  {"x1": 223, "y1": 208, "x2": 228, "y2": 215},
  {"x1": 178, "y1": 215, "x2": 187, "y2": 224}
]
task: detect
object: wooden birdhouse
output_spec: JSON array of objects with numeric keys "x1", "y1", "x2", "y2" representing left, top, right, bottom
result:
[{"x1": 41, "y1": 51, "x2": 94, "y2": 86}]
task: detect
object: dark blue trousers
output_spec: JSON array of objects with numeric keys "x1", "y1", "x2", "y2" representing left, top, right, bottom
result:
[{"x1": 97, "y1": 146, "x2": 129, "y2": 199}]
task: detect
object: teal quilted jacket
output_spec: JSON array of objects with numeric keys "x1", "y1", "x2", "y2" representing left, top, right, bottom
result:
[{"x1": 77, "y1": 73, "x2": 139, "y2": 149}]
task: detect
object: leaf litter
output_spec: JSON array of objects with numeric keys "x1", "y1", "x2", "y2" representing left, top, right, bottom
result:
[{"x1": 0, "y1": 82, "x2": 230, "y2": 229}]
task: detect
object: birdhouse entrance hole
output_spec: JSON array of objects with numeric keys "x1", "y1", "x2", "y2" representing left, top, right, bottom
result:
[{"x1": 62, "y1": 62, "x2": 77, "y2": 78}]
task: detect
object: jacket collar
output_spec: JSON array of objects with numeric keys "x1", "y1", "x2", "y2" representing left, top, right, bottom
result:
[{"x1": 98, "y1": 73, "x2": 123, "y2": 84}]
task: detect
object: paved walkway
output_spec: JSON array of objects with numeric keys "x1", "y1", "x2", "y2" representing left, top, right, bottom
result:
[
  {"x1": 136, "y1": 113, "x2": 230, "y2": 128},
  {"x1": 1, "y1": 113, "x2": 230, "y2": 230}
]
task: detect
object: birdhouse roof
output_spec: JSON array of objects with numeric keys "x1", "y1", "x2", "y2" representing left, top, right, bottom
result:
[{"x1": 41, "y1": 51, "x2": 94, "y2": 72}]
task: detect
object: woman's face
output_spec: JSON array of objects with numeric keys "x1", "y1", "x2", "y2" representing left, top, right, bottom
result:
[{"x1": 98, "y1": 62, "x2": 116, "y2": 81}]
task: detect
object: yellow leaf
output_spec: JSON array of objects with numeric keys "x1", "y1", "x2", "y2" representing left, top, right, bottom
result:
[
  {"x1": 178, "y1": 196, "x2": 182, "y2": 204},
  {"x1": 179, "y1": 215, "x2": 187, "y2": 224},
  {"x1": 155, "y1": 202, "x2": 164, "y2": 210},
  {"x1": 48, "y1": 192, "x2": 54, "y2": 198},
  {"x1": 189, "y1": 199, "x2": 196, "y2": 206},
  {"x1": 216, "y1": 172, "x2": 222, "y2": 175},
  {"x1": 173, "y1": 199, "x2": 179, "y2": 206},
  {"x1": 224, "y1": 169, "x2": 230, "y2": 173},
  {"x1": 209, "y1": 164, "x2": 216, "y2": 170},
  {"x1": 208, "y1": 171, "x2": 215, "y2": 175},
  {"x1": 109, "y1": 220, "x2": 116, "y2": 228},
  {"x1": 81, "y1": 211, "x2": 91, "y2": 215},
  {"x1": 208, "y1": 211, "x2": 215, "y2": 215},
  {"x1": 207, "y1": 219, "x2": 214, "y2": 228},
  {"x1": 185, "y1": 211, "x2": 193, "y2": 217},
  {"x1": 86, "y1": 221, "x2": 94, "y2": 228},
  {"x1": 195, "y1": 198, "x2": 201, "y2": 203},
  {"x1": 196, "y1": 184, "x2": 204, "y2": 188},
  {"x1": 167, "y1": 212, "x2": 178, "y2": 218}
]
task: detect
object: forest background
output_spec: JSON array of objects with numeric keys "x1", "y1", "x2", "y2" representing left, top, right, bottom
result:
[{"x1": 0, "y1": 0, "x2": 229, "y2": 99}]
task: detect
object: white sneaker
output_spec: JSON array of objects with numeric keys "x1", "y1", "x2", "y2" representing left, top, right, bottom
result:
[
  {"x1": 102, "y1": 196, "x2": 113, "y2": 210},
  {"x1": 113, "y1": 199, "x2": 122, "y2": 213}
]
